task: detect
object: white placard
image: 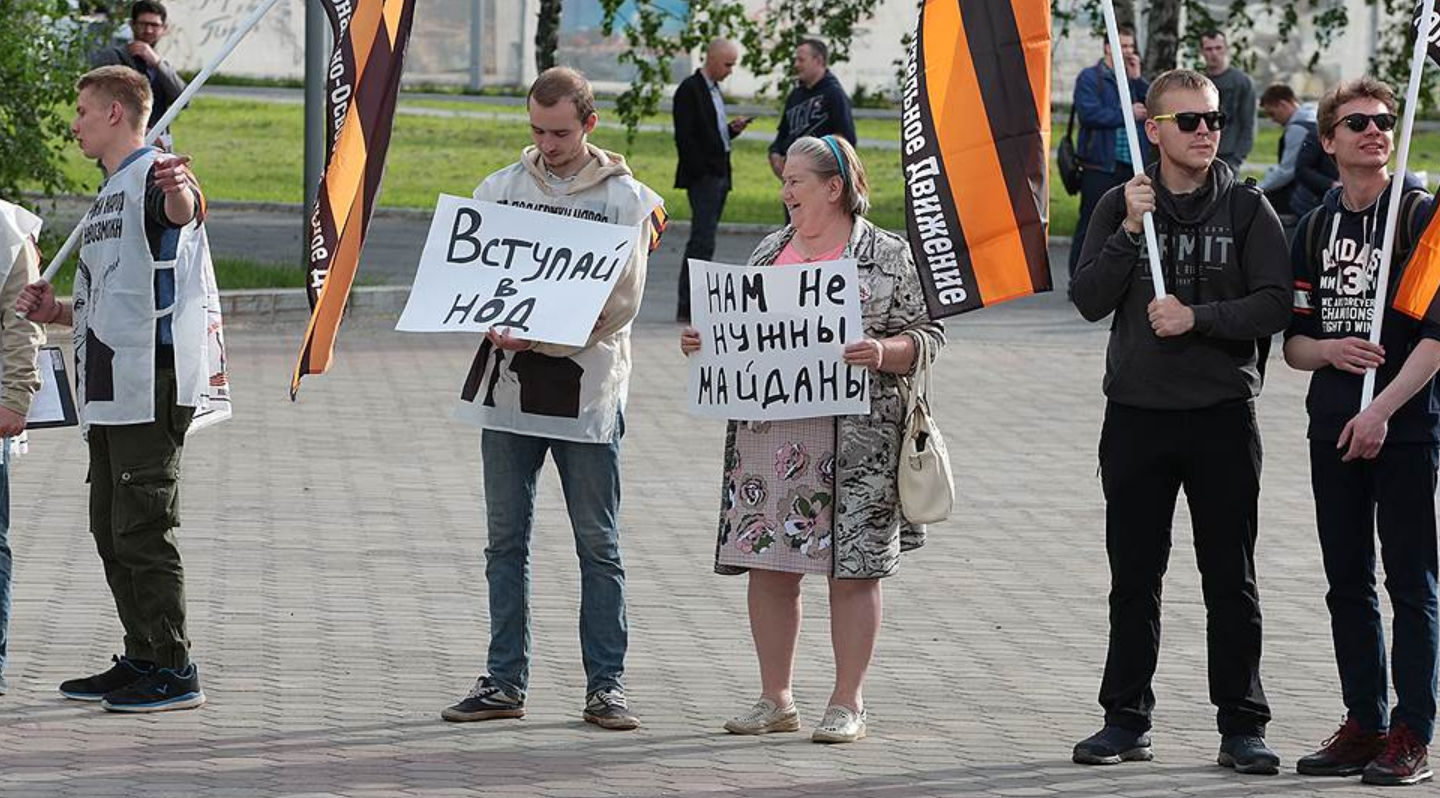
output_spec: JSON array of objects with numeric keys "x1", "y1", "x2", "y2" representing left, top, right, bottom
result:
[
  {"x1": 687, "y1": 258, "x2": 870, "y2": 421},
  {"x1": 27, "y1": 346, "x2": 77, "y2": 429},
  {"x1": 397, "y1": 195, "x2": 639, "y2": 345}
]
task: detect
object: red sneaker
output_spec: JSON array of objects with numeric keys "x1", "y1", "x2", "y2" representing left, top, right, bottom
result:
[
  {"x1": 1297, "y1": 717, "x2": 1386, "y2": 776},
  {"x1": 1363, "y1": 722, "x2": 1433, "y2": 786}
]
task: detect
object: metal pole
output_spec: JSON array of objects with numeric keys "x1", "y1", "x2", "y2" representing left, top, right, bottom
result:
[
  {"x1": 1100, "y1": 0, "x2": 1165, "y2": 299},
  {"x1": 1361, "y1": 0, "x2": 1436, "y2": 408},
  {"x1": 33, "y1": 0, "x2": 287, "y2": 286},
  {"x1": 470, "y1": 0, "x2": 484, "y2": 92},
  {"x1": 303, "y1": 0, "x2": 329, "y2": 270}
]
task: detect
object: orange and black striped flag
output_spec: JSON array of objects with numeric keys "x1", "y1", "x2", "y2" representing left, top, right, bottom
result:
[
  {"x1": 292, "y1": 0, "x2": 418, "y2": 398},
  {"x1": 901, "y1": 0, "x2": 1051, "y2": 318},
  {"x1": 1394, "y1": 203, "x2": 1440, "y2": 324}
]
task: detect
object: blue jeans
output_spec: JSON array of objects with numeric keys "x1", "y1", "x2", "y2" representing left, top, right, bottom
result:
[
  {"x1": 1311, "y1": 441, "x2": 1440, "y2": 742},
  {"x1": 481, "y1": 419, "x2": 627, "y2": 699},
  {"x1": 0, "y1": 457, "x2": 10, "y2": 675}
]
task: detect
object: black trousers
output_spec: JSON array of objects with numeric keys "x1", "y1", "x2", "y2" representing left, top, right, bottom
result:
[
  {"x1": 1068, "y1": 163, "x2": 1134, "y2": 279},
  {"x1": 678, "y1": 174, "x2": 729, "y2": 321},
  {"x1": 1097, "y1": 401, "x2": 1272, "y2": 736}
]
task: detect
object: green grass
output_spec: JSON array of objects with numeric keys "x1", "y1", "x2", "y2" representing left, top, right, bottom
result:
[
  {"x1": 46, "y1": 256, "x2": 309, "y2": 296},
  {"x1": 71, "y1": 96, "x2": 1440, "y2": 241}
]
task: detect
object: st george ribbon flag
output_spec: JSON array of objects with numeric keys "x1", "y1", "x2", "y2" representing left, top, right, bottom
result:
[
  {"x1": 291, "y1": 0, "x2": 419, "y2": 398},
  {"x1": 901, "y1": 0, "x2": 1052, "y2": 319},
  {"x1": 1389, "y1": 1, "x2": 1440, "y2": 324}
]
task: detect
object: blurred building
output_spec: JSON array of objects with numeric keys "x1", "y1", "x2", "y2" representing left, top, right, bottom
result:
[{"x1": 162, "y1": 0, "x2": 1389, "y2": 104}]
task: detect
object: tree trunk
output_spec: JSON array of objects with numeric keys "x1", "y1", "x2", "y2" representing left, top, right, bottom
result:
[
  {"x1": 1144, "y1": 0, "x2": 1181, "y2": 76},
  {"x1": 1112, "y1": 0, "x2": 1136, "y2": 28},
  {"x1": 535, "y1": 0, "x2": 562, "y2": 73}
]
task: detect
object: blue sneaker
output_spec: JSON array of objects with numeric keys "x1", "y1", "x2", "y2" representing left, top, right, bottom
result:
[
  {"x1": 1073, "y1": 725, "x2": 1154, "y2": 765},
  {"x1": 1219, "y1": 733, "x2": 1280, "y2": 775},
  {"x1": 101, "y1": 663, "x2": 205, "y2": 713},
  {"x1": 59, "y1": 655, "x2": 152, "y2": 701}
]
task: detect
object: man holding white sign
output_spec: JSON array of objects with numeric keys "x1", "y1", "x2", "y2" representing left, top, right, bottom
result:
[{"x1": 439, "y1": 67, "x2": 663, "y2": 732}]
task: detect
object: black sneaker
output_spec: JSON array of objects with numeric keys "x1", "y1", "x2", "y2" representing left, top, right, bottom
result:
[
  {"x1": 1072, "y1": 725, "x2": 1153, "y2": 765},
  {"x1": 101, "y1": 663, "x2": 205, "y2": 713},
  {"x1": 1297, "y1": 717, "x2": 1386, "y2": 776},
  {"x1": 1363, "y1": 722, "x2": 1433, "y2": 786},
  {"x1": 441, "y1": 675, "x2": 525, "y2": 722},
  {"x1": 583, "y1": 688, "x2": 640, "y2": 731},
  {"x1": 1219, "y1": 734, "x2": 1281, "y2": 775},
  {"x1": 59, "y1": 655, "x2": 152, "y2": 702}
]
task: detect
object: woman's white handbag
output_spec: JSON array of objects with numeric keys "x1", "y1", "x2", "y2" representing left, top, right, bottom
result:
[{"x1": 898, "y1": 333, "x2": 953, "y2": 524}]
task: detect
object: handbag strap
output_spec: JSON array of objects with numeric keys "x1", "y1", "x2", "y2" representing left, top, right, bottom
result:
[
  {"x1": 1066, "y1": 103, "x2": 1076, "y2": 140},
  {"x1": 904, "y1": 332, "x2": 931, "y2": 420}
]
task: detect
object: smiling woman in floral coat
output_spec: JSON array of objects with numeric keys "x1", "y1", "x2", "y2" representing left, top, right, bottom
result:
[{"x1": 680, "y1": 135, "x2": 945, "y2": 745}]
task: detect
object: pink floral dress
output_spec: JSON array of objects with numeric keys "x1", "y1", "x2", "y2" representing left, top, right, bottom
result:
[{"x1": 715, "y1": 239, "x2": 846, "y2": 575}]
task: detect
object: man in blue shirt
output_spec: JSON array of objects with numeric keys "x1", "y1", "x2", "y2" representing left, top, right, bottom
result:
[{"x1": 1067, "y1": 25, "x2": 1149, "y2": 283}]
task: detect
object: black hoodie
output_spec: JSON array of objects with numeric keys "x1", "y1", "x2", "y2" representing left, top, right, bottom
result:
[
  {"x1": 1285, "y1": 177, "x2": 1440, "y2": 443},
  {"x1": 768, "y1": 71, "x2": 857, "y2": 156},
  {"x1": 1072, "y1": 161, "x2": 1292, "y2": 410}
]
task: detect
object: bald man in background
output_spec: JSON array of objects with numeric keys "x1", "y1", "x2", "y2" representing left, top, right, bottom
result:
[{"x1": 672, "y1": 39, "x2": 752, "y2": 323}]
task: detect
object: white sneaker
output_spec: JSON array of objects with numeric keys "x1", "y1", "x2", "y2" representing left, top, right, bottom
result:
[
  {"x1": 811, "y1": 705, "x2": 867, "y2": 743},
  {"x1": 724, "y1": 698, "x2": 801, "y2": 735}
]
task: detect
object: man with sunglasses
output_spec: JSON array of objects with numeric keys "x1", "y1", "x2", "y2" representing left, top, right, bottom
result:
[
  {"x1": 1071, "y1": 69, "x2": 1291, "y2": 774},
  {"x1": 1284, "y1": 77, "x2": 1440, "y2": 786}
]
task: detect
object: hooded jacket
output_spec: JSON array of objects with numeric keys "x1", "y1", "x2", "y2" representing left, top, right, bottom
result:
[
  {"x1": 1072, "y1": 160, "x2": 1292, "y2": 410},
  {"x1": 1286, "y1": 176, "x2": 1440, "y2": 443},
  {"x1": 453, "y1": 143, "x2": 664, "y2": 444}
]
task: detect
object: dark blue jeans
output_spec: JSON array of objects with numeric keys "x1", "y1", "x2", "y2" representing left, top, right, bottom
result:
[
  {"x1": 1310, "y1": 440, "x2": 1440, "y2": 742},
  {"x1": 679, "y1": 174, "x2": 729, "y2": 320},
  {"x1": 480, "y1": 418, "x2": 627, "y2": 700},
  {"x1": 1069, "y1": 162, "x2": 1135, "y2": 279}
]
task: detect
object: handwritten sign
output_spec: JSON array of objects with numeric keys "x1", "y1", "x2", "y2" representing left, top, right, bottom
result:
[
  {"x1": 687, "y1": 258, "x2": 870, "y2": 421},
  {"x1": 397, "y1": 195, "x2": 639, "y2": 345}
]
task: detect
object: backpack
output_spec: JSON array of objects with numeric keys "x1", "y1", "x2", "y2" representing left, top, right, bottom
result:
[
  {"x1": 1300, "y1": 188, "x2": 1428, "y2": 277},
  {"x1": 1227, "y1": 178, "x2": 1273, "y2": 378}
]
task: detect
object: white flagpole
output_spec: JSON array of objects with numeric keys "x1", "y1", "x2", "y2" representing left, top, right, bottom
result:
[
  {"x1": 33, "y1": 0, "x2": 288, "y2": 286},
  {"x1": 1361, "y1": 0, "x2": 1435, "y2": 408},
  {"x1": 1099, "y1": 0, "x2": 1165, "y2": 299}
]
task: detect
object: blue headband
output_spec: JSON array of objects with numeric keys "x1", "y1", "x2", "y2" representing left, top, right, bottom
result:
[{"x1": 822, "y1": 135, "x2": 849, "y2": 190}]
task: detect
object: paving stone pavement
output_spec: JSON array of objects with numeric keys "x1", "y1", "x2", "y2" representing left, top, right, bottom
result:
[{"x1": 0, "y1": 295, "x2": 1420, "y2": 798}]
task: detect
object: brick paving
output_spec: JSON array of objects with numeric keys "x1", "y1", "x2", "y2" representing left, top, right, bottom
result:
[{"x1": 0, "y1": 288, "x2": 1419, "y2": 797}]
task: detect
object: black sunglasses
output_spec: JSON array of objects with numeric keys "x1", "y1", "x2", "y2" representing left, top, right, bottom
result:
[
  {"x1": 1335, "y1": 112, "x2": 1397, "y2": 133},
  {"x1": 1151, "y1": 110, "x2": 1228, "y2": 133}
]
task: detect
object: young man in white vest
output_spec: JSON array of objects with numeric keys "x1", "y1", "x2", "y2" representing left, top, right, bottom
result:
[
  {"x1": 18, "y1": 66, "x2": 214, "y2": 712},
  {"x1": 440, "y1": 67, "x2": 664, "y2": 731},
  {"x1": 0, "y1": 201, "x2": 47, "y2": 696}
]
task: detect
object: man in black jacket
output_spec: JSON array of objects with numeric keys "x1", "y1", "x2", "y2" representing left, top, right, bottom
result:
[
  {"x1": 672, "y1": 39, "x2": 750, "y2": 323},
  {"x1": 767, "y1": 39, "x2": 856, "y2": 182},
  {"x1": 1070, "y1": 69, "x2": 1291, "y2": 774},
  {"x1": 91, "y1": 0, "x2": 185, "y2": 144}
]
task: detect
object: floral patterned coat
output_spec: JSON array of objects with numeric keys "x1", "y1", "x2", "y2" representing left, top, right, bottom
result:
[{"x1": 714, "y1": 217, "x2": 947, "y2": 579}]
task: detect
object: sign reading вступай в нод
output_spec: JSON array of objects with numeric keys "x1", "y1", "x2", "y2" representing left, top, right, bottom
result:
[
  {"x1": 686, "y1": 258, "x2": 870, "y2": 421},
  {"x1": 397, "y1": 195, "x2": 640, "y2": 346}
]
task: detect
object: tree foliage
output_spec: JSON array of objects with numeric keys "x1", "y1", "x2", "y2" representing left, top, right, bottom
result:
[
  {"x1": 0, "y1": 0, "x2": 91, "y2": 202},
  {"x1": 1059, "y1": 0, "x2": 1429, "y2": 101},
  {"x1": 597, "y1": 0, "x2": 882, "y2": 145}
]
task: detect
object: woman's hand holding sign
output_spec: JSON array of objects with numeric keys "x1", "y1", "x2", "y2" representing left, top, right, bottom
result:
[{"x1": 679, "y1": 326, "x2": 701, "y2": 356}]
